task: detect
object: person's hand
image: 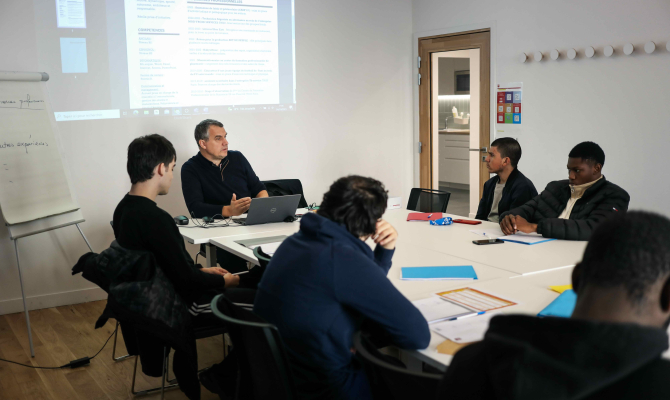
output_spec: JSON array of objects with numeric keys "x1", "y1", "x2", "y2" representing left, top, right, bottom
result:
[
  {"x1": 227, "y1": 193, "x2": 251, "y2": 216},
  {"x1": 513, "y1": 216, "x2": 538, "y2": 234},
  {"x1": 201, "y1": 267, "x2": 229, "y2": 276},
  {"x1": 373, "y1": 219, "x2": 398, "y2": 250},
  {"x1": 224, "y1": 273, "x2": 240, "y2": 288},
  {"x1": 500, "y1": 215, "x2": 517, "y2": 235}
]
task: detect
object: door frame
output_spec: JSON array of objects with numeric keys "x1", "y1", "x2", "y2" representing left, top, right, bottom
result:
[{"x1": 412, "y1": 22, "x2": 497, "y2": 212}]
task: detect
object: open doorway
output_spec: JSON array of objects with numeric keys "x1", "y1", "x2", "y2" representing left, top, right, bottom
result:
[
  {"x1": 418, "y1": 30, "x2": 490, "y2": 218},
  {"x1": 432, "y1": 50, "x2": 478, "y2": 217}
]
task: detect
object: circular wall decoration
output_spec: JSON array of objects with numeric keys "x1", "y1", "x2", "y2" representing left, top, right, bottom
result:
[
  {"x1": 645, "y1": 41, "x2": 656, "y2": 54},
  {"x1": 534, "y1": 51, "x2": 543, "y2": 61},
  {"x1": 567, "y1": 48, "x2": 577, "y2": 59},
  {"x1": 519, "y1": 53, "x2": 527, "y2": 63},
  {"x1": 585, "y1": 46, "x2": 595, "y2": 58},
  {"x1": 623, "y1": 43, "x2": 634, "y2": 55},
  {"x1": 550, "y1": 49, "x2": 559, "y2": 60},
  {"x1": 604, "y1": 45, "x2": 614, "y2": 57}
]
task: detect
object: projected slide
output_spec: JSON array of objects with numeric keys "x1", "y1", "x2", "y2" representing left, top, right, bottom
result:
[{"x1": 33, "y1": 0, "x2": 296, "y2": 121}]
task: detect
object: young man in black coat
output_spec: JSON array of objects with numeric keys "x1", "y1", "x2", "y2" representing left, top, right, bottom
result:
[
  {"x1": 475, "y1": 137, "x2": 537, "y2": 222},
  {"x1": 438, "y1": 211, "x2": 670, "y2": 400},
  {"x1": 499, "y1": 141, "x2": 629, "y2": 241}
]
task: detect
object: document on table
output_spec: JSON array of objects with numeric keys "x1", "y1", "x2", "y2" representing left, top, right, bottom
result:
[
  {"x1": 470, "y1": 227, "x2": 505, "y2": 238},
  {"x1": 436, "y1": 288, "x2": 517, "y2": 312},
  {"x1": 498, "y1": 232, "x2": 556, "y2": 245},
  {"x1": 412, "y1": 296, "x2": 475, "y2": 323},
  {"x1": 431, "y1": 313, "x2": 498, "y2": 343}
]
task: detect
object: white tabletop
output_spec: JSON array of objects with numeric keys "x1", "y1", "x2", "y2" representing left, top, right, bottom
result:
[
  {"x1": 178, "y1": 208, "x2": 308, "y2": 244},
  {"x1": 410, "y1": 266, "x2": 574, "y2": 370},
  {"x1": 384, "y1": 209, "x2": 588, "y2": 275}
]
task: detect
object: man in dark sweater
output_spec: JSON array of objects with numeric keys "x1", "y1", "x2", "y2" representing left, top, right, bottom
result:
[
  {"x1": 113, "y1": 134, "x2": 239, "y2": 303},
  {"x1": 181, "y1": 119, "x2": 268, "y2": 272},
  {"x1": 475, "y1": 137, "x2": 537, "y2": 222},
  {"x1": 438, "y1": 211, "x2": 670, "y2": 400},
  {"x1": 499, "y1": 141, "x2": 630, "y2": 240},
  {"x1": 254, "y1": 176, "x2": 430, "y2": 400}
]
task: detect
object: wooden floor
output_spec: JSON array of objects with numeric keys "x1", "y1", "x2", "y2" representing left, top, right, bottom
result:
[{"x1": 0, "y1": 300, "x2": 224, "y2": 400}]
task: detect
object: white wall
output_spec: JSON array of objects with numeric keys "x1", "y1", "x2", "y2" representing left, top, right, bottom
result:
[
  {"x1": 413, "y1": 0, "x2": 670, "y2": 215},
  {"x1": 0, "y1": 0, "x2": 414, "y2": 314}
]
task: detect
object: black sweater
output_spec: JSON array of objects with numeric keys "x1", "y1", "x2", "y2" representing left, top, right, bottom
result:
[
  {"x1": 112, "y1": 194, "x2": 225, "y2": 302},
  {"x1": 438, "y1": 315, "x2": 670, "y2": 400},
  {"x1": 500, "y1": 176, "x2": 630, "y2": 241},
  {"x1": 181, "y1": 151, "x2": 266, "y2": 218},
  {"x1": 475, "y1": 168, "x2": 538, "y2": 221}
]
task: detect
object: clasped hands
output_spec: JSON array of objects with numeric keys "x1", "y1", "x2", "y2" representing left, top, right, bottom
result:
[{"x1": 499, "y1": 215, "x2": 538, "y2": 236}]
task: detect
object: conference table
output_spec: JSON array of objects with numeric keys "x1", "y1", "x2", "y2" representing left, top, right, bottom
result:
[{"x1": 180, "y1": 208, "x2": 586, "y2": 371}]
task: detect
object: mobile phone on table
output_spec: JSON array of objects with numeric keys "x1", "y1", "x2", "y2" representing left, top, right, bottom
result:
[{"x1": 472, "y1": 239, "x2": 504, "y2": 245}]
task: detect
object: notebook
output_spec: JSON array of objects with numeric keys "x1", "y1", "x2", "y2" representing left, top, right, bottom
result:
[
  {"x1": 498, "y1": 232, "x2": 556, "y2": 245},
  {"x1": 538, "y1": 289, "x2": 577, "y2": 318},
  {"x1": 400, "y1": 266, "x2": 477, "y2": 280},
  {"x1": 407, "y1": 212, "x2": 443, "y2": 221}
]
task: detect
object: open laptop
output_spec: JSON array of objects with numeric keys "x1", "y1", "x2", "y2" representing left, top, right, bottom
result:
[{"x1": 233, "y1": 194, "x2": 301, "y2": 226}]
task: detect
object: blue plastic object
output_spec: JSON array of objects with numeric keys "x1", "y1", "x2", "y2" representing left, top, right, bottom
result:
[
  {"x1": 538, "y1": 290, "x2": 577, "y2": 318},
  {"x1": 430, "y1": 217, "x2": 453, "y2": 226}
]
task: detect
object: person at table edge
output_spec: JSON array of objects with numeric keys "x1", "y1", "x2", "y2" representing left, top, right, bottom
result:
[
  {"x1": 499, "y1": 141, "x2": 630, "y2": 241},
  {"x1": 475, "y1": 137, "x2": 537, "y2": 222},
  {"x1": 181, "y1": 118, "x2": 268, "y2": 220}
]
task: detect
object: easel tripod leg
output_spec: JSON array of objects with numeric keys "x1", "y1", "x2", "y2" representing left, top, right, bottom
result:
[
  {"x1": 14, "y1": 239, "x2": 35, "y2": 357},
  {"x1": 75, "y1": 223, "x2": 93, "y2": 252}
]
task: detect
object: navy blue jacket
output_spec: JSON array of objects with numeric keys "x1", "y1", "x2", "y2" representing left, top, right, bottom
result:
[
  {"x1": 254, "y1": 213, "x2": 430, "y2": 400},
  {"x1": 475, "y1": 168, "x2": 538, "y2": 221},
  {"x1": 181, "y1": 151, "x2": 266, "y2": 218}
]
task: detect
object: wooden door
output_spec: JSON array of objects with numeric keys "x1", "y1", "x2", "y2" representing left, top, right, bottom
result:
[{"x1": 418, "y1": 30, "x2": 490, "y2": 198}]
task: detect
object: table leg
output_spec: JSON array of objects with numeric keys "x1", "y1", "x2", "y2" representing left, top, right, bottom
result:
[
  {"x1": 14, "y1": 239, "x2": 35, "y2": 357},
  {"x1": 205, "y1": 243, "x2": 217, "y2": 268}
]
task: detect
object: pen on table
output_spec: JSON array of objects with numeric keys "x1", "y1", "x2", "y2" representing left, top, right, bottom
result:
[
  {"x1": 428, "y1": 213, "x2": 433, "y2": 218},
  {"x1": 448, "y1": 311, "x2": 485, "y2": 321},
  {"x1": 232, "y1": 271, "x2": 249, "y2": 275}
]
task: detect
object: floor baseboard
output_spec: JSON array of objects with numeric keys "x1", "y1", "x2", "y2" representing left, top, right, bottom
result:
[{"x1": 0, "y1": 287, "x2": 108, "y2": 316}]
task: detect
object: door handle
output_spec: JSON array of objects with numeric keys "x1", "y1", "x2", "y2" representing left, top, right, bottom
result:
[{"x1": 469, "y1": 147, "x2": 487, "y2": 152}]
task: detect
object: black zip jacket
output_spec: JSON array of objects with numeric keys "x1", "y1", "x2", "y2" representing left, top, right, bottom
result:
[
  {"x1": 437, "y1": 315, "x2": 670, "y2": 400},
  {"x1": 500, "y1": 176, "x2": 630, "y2": 240},
  {"x1": 475, "y1": 168, "x2": 538, "y2": 221}
]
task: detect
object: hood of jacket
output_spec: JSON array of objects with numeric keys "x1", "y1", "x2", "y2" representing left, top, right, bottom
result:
[
  {"x1": 299, "y1": 212, "x2": 375, "y2": 259},
  {"x1": 482, "y1": 315, "x2": 669, "y2": 400}
]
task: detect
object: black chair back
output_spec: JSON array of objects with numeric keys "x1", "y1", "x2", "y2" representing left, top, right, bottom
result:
[
  {"x1": 263, "y1": 179, "x2": 308, "y2": 208},
  {"x1": 253, "y1": 246, "x2": 272, "y2": 269},
  {"x1": 353, "y1": 331, "x2": 441, "y2": 400},
  {"x1": 406, "y1": 188, "x2": 451, "y2": 213},
  {"x1": 211, "y1": 294, "x2": 296, "y2": 400}
]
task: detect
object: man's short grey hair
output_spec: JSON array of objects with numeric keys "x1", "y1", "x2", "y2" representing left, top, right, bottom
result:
[{"x1": 194, "y1": 119, "x2": 223, "y2": 145}]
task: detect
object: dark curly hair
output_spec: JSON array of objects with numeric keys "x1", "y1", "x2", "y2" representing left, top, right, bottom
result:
[
  {"x1": 578, "y1": 211, "x2": 670, "y2": 304},
  {"x1": 318, "y1": 176, "x2": 388, "y2": 238}
]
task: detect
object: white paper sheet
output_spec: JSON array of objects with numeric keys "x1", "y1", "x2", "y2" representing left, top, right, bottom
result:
[
  {"x1": 411, "y1": 296, "x2": 474, "y2": 323},
  {"x1": 431, "y1": 313, "x2": 498, "y2": 343}
]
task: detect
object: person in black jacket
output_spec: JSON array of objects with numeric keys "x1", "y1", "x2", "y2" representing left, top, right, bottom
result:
[
  {"x1": 437, "y1": 211, "x2": 670, "y2": 400},
  {"x1": 181, "y1": 119, "x2": 269, "y2": 273},
  {"x1": 475, "y1": 137, "x2": 537, "y2": 222},
  {"x1": 499, "y1": 141, "x2": 630, "y2": 240}
]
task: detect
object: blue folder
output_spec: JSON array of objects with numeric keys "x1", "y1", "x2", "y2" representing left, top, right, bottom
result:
[
  {"x1": 400, "y1": 266, "x2": 478, "y2": 280},
  {"x1": 538, "y1": 289, "x2": 577, "y2": 318}
]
